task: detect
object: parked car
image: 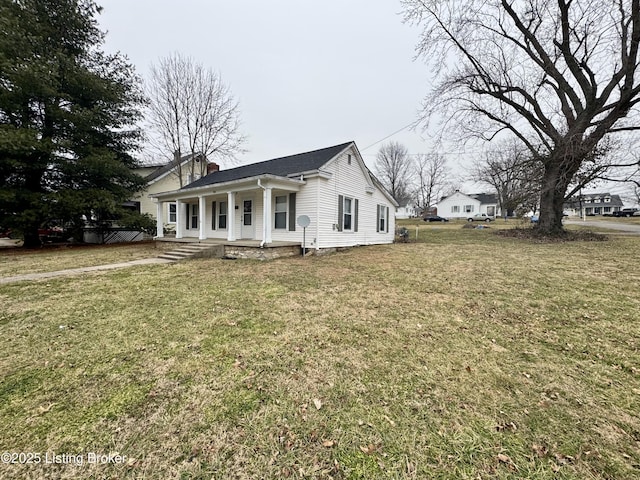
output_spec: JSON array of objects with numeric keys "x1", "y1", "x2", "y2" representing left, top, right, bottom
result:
[
  {"x1": 467, "y1": 214, "x2": 494, "y2": 222},
  {"x1": 615, "y1": 208, "x2": 639, "y2": 217},
  {"x1": 530, "y1": 215, "x2": 539, "y2": 223},
  {"x1": 423, "y1": 215, "x2": 449, "y2": 222}
]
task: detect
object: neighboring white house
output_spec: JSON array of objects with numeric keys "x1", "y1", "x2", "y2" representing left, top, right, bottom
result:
[
  {"x1": 396, "y1": 204, "x2": 418, "y2": 219},
  {"x1": 128, "y1": 153, "x2": 211, "y2": 220},
  {"x1": 436, "y1": 191, "x2": 501, "y2": 219},
  {"x1": 149, "y1": 142, "x2": 398, "y2": 251},
  {"x1": 563, "y1": 193, "x2": 624, "y2": 216}
]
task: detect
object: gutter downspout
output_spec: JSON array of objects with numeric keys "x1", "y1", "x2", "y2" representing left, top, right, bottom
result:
[{"x1": 257, "y1": 179, "x2": 267, "y2": 247}]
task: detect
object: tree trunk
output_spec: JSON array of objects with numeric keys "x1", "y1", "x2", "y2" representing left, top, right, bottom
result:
[
  {"x1": 536, "y1": 159, "x2": 577, "y2": 235},
  {"x1": 22, "y1": 227, "x2": 41, "y2": 249}
]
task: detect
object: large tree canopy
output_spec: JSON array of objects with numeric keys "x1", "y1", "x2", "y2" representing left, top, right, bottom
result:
[
  {"x1": 403, "y1": 0, "x2": 640, "y2": 233},
  {"x1": 0, "y1": 0, "x2": 146, "y2": 247}
]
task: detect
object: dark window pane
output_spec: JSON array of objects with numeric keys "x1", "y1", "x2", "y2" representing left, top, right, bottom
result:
[{"x1": 275, "y1": 212, "x2": 286, "y2": 229}]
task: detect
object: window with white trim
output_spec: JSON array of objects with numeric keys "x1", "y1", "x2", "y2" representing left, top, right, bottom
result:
[
  {"x1": 343, "y1": 197, "x2": 353, "y2": 230},
  {"x1": 168, "y1": 203, "x2": 177, "y2": 223},
  {"x1": 218, "y1": 201, "x2": 227, "y2": 229},
  {"x1": 464, "y1": 204, "x2": 474, "y2": 213},
  {"x1": 451, "y1": 205, "x2": 460, "y2": 213},
  {"x1": 274, "y1": 195, "x2": 287, "y2": 229},
  {"x1": 378, "y1": 205, "x2": 387, "y2": 232}
]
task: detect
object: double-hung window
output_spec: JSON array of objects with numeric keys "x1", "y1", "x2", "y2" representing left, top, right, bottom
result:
[
  {"x1": 218, "y1": 201, "x2": 227, "y2": 229},
  {"x1": 343, "y1": 197, "x2": 353, "y2": 230},
  {"x1": 168, "y1": 203, "x2": 177, "y2": 223},
  {"x1": 274, "y1": 196, "x2": 287, "y2": 229},
  {"x1": 377, "y1": 204, "x2": 389, "y2": 233}
]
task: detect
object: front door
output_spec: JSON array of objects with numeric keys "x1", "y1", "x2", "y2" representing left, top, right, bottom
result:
[{"x1": 241, "y1": 199, "x2": 254, "y2": 239}]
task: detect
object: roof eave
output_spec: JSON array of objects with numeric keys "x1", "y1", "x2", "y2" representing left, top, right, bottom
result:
[{"x1": 150, "y1": 174, "x2": 305, "y2": 200}]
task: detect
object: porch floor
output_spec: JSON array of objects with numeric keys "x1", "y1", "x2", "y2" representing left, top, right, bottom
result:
[{"x1": 155, "y1": 236, "x2": 300, "y2": 249}]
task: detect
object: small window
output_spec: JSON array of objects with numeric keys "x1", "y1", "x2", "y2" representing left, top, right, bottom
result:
[
  {"x1": 190, "y1": 204, "x2": 198, "y2": 229},
  {"x1": 604, "y1": 197, "x2": 611, "y2": 203},
  {"x1": 274, "y1": 195, "x2": 287, "y2": 229},
  {"x1": 451, "y1": 205, "x2": 460, "y2": 213},
  {"x1": 464, "y1": 204, "x2": 474, "y2": 213},
  {"x1": 378, "y1": 205, "x2": 386, "y2": 232},
  {"x1": 344, "y1": 197, "x2": 353, "y2": 230},
  {"x1": 347, "y1": 154, "x2": 352, "y2": 165},
  {"x1": 168, "y1": 203, "x2": 177, "y2": 223},
  {"x1": 218, "y1": 201, "x2": 227, "y2": 229}
]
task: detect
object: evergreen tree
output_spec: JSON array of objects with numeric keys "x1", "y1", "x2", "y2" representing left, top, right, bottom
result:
[{"x1": 0, "y1": 0, "x2": 146, "y2": 247}]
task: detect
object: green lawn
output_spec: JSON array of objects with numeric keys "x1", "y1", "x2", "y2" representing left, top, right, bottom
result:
[{"x1": 0, "y1": 228, "x2": 639, "y2": 479}]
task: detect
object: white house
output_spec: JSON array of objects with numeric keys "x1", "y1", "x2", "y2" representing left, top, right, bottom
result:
[
  {"x1": 128, "y1": 153, "x2": 210, "y2": 219},
  {"x1": 563, "y1": 193, "x2": 624, "y2": 216},
  {"x1": 396, "y1": 204, "x2": 418, "y2": 219},
  {"x1": 150, "y1": 142, "x2": 398, "y2": 251},
  {"x1": 437, "y1": 191, "x2": 501, "y2": 219}
]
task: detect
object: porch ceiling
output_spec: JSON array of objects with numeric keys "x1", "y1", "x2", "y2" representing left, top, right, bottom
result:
[{"x1": 151, "y1": 174, "x2": 303, "y2": 202}]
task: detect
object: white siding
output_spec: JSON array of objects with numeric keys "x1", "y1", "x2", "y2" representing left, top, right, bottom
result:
[
  {"x1": 437, "y1": 192, "x2": 481, "y2": 219},
  {"x1": 315, "y1": 147, "x2": 395, "y2": 248}
]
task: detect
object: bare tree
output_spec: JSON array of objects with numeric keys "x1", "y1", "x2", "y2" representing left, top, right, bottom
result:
[
  {"x1": 147, "y1": 53, "x2": 246, "y2": 186},
  {"x1": 375, "y1": 141, "x2": 414, "y2": 204},
  {"x1": 403, "y1": 0, "x2": 640, "y2": 234},
  {"x1": 474, "y1": 141, "x2": 543, "y2": 217},
  {"x1": 414, "y1": 153, "x2": 449, "y2": 212}
]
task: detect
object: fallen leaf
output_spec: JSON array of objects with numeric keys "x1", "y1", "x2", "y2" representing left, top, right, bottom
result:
[
  {"x1": 313, "y1": 398, "x2": 322, "y2": 410},
  {"x1": 497, "y1": 453, "x2": 512, "y2": 464},
  {"x1": 465, "y1": 365, "x2": 472, "y2": 373},
  {"x1": 360, "y1": 444, "x2": 377, "y2": 455},
  {"x1": 495, "y1": 421, "x2": 517, "y2": 432},
  {"x1": 322, "y1": 440, "x2": 335, "y2": 448},
  {"x1": 531, "y1": 444, "x2": 548, "y2": 457},
  {"x1": 37, "y1": 403, "x2": 56, "y2": 414}
]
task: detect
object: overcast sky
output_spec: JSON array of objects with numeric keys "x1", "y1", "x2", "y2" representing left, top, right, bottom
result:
[{"x1": 96, "y1": 0, "x2": 470, "y2": 173}]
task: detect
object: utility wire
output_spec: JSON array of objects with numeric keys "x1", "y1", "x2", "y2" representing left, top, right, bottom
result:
[{"x1": 361, "y1": 120, "x2": 422, "y2": 151}]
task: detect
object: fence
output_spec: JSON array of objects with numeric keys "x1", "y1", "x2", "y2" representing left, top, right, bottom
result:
[{"x1": 83, "y1": 228, "x2": 148, "y2": 244}]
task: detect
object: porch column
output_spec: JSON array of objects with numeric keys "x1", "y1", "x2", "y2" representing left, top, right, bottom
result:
[
  {"x1": 198, "y1": 195, "x2": 206, "y2": 240},
  {"x1": 176, "y1": 199, "x2": 183, "y2": 239},
  {"x1": 155, "y1": 201, "x2": 164, "y2": 238},
  {"x1": 227, "y1": 192, "x2": 236, "y2": 241},
  {"x1": 262, "y1": 186, "x2": 272, "y2": 244}
]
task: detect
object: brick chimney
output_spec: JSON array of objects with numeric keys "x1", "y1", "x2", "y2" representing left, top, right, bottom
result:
[{"x1": 207, "y1": 162, "x2": 220, "y2": 175}]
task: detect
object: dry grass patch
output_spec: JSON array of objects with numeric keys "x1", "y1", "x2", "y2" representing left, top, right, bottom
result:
[
  {"x1": 0, "y1": 233, "x2": 639, "y2": 479},
  {"x1": 0, "y1": 242, "x2": 159, "y2": 277}
]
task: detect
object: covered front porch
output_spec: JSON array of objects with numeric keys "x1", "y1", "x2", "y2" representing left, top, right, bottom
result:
[
  {"x1": 155, "y1": 236, "x2": 303, "y2": 260},
  {"x1": 151, "y1": 174, "x2": 304, "y2": 246}
]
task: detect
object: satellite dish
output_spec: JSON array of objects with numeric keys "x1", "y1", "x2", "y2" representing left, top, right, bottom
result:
[{"x1": 297, "y1": 215, "x2": 311, "y2": 228}]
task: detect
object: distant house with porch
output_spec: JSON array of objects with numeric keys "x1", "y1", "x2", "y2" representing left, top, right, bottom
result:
[
  {"x1": 129, "y1": 153, "x2": 210, "y2": 219},
  {"x1": 436, "y1": 191, "x2": 501, "y2": 219},
  {"x1": 150, "y1": 142, "x2": 398, "y2": 251},
  {"x1": 563, "y1": 193, "x2": 623, "y2": 216}
]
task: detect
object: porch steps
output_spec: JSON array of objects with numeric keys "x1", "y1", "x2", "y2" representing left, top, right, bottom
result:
[{"x1": 158, "y1": 243, "x2": 225, "y2": 262}]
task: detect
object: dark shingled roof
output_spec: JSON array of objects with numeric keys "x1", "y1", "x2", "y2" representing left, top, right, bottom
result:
[
  {"x1": 183, "y1": 142, "x2": 353, "y2": 190},
  {"x1": 565, "y1": 193, "x2": 624, "y2": 208},
  {"x1": 470, "y1": 193, "x2": 498, "y2": 204}
]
